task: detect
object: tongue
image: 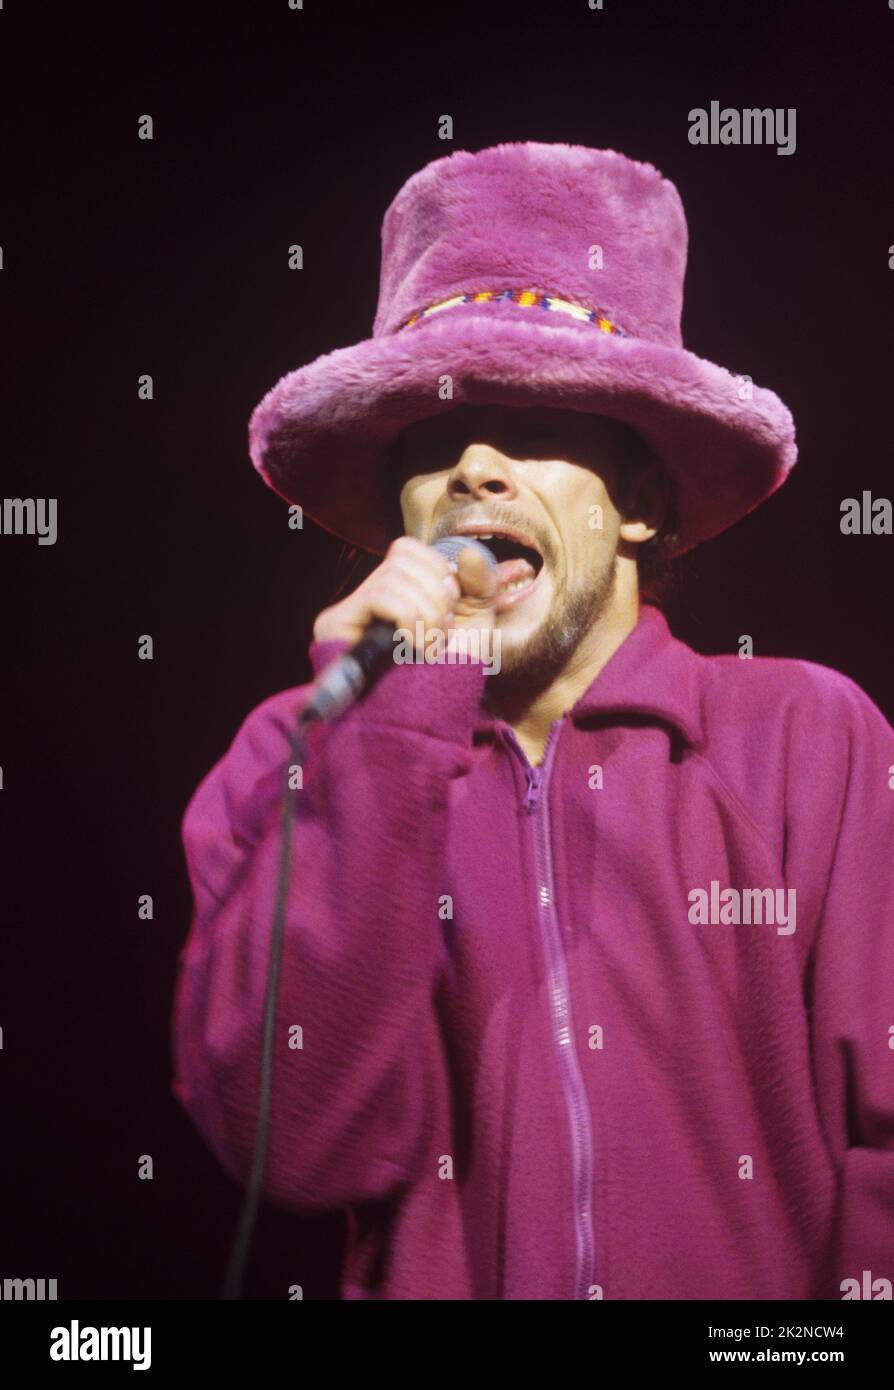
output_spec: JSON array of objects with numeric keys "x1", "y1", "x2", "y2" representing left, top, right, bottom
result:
[{"x1": 496, "y1": 556, "x2": 537, "y2": 589}]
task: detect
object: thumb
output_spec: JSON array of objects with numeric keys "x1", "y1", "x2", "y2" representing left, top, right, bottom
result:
[{"x1": 454, "y1": 544, "x2": 498, "y2": 607}]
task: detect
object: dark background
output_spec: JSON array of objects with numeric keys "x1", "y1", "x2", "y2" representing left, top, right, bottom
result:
[{"x1": 1, "y1": 0, "x2": 892, "y2": 1299}]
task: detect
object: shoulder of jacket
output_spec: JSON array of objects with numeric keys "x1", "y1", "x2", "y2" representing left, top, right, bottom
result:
[
  {"x1": 671, "y1": 649, "x2": 893, "y2": 845},
  {"x1": 693, "y1": 647, "x2": 893, "y2": 745}
]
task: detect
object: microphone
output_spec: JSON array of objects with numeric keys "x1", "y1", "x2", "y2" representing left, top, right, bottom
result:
[{"x1": 301, "y1": 534, "x2": 498, "y2": 724}]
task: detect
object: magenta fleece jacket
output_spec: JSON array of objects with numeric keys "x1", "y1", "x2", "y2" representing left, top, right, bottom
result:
[{"x1": 171, "y1": 605, "x2": 894, "y2": 1300}]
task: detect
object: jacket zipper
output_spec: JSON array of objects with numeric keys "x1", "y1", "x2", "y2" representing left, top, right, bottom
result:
[{"x1": 501, "y1": 720, "x2": 596, "y2": 1301}]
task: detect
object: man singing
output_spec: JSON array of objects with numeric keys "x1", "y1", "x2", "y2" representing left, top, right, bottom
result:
[{"x1": 172, "y1": 142, "x2": 894, "y2": 1300}]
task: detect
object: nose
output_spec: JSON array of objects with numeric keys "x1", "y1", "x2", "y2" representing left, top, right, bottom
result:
[{"x1": 447, "y1": 443, "x2": 518, "y2": 504}]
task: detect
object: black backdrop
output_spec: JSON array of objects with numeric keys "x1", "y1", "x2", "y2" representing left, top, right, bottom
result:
[{"x1": 2, "y1": 0, "x2": 892, "y2": 1299}]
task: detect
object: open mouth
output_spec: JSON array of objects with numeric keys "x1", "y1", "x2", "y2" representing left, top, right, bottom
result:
[{"x1": 458, "y1": 530, "x2": 545, "y2": 612}]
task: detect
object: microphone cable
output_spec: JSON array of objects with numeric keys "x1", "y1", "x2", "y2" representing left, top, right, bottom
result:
[
  {"x1": 219, "y1": 623, "x2": 396, "y2": 1298},
  {"x1": 219, "y1": 535, "x2": 496, "y2": 1297},
  {"x1": 220, "y1": 708, "x2": 316, "y2": 1300}
]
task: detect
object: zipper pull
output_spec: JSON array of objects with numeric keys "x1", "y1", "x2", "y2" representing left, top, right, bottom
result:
[{"x1": 522, "y1": 764, "x2": 543, "y2": 813}]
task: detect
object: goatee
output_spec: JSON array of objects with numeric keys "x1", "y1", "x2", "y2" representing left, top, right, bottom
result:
[{"x1": 486, "y1": 557, "x2": 618, "y2": 705}]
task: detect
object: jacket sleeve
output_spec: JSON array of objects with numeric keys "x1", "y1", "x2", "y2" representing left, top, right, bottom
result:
[
  {"x1": 799, "y1": 671, "x2": 894, "y2": 1298},
  {"x1": 171, "y1": 639, "x2": 487, "y2": 1211}
]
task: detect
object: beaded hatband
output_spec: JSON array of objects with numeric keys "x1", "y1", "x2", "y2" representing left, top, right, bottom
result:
[{"x1": 397, "y1": 288, "x2": 626, "y2": 336}]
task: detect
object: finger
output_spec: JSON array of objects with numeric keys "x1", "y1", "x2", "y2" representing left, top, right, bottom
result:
[
  {"x1": 455, "y1": 545, "x2": 498, "y2": 602},
  {"x1": 386, "y1": 553, "x2": 460, "y2": 615},
  {"x1": 388, "y1": 535, "x2": 459, "y2": 585},
  {"x1": 368, "y1": 576, "x2": 443, "y2": 637}
]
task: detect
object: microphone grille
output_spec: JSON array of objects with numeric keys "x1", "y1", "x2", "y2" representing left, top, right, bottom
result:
[{"x1": 432, "y1": 535, "x2": 498, "y2": 570}]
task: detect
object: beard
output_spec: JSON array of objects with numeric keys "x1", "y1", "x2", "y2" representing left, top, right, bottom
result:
[{"x1": 487, "y1": 554, "x2": 618, "y2": 701}]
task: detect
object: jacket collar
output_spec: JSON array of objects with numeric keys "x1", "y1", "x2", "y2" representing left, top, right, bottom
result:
[{"x1": 476, "y1": 604, "x2": 705, "y2": 750}]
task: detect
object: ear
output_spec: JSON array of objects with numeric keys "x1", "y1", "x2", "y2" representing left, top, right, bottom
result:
[{"x1": 617, "y1": 462, "x2": 668, "y2": 546}]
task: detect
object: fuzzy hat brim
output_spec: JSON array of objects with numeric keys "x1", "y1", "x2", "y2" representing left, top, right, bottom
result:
[{"x1": 248, "y1": 301, "x2": 796, "y2": 557}]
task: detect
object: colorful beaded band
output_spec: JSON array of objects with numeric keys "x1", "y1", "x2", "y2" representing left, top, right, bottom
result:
[{"x1": 397, "y1": 288, "x2": 626, "y2": 336}]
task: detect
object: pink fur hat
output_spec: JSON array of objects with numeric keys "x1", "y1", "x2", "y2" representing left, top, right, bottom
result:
[{"x1": 248, "y1": 141, "x2": 796, "y2": 557}]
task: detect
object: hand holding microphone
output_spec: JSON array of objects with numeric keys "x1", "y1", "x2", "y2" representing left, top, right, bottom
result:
[{"x1": 307, "y1": 535, "x2": 498, "y2": 722}]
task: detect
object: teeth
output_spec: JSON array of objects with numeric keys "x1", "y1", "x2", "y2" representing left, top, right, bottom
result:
[
  {"x1": 462, "y1": 530, "x2": 537, "y2": 548},
  {"x1": 499, "y1": 576, "x2": 533, "y2": 594}
]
